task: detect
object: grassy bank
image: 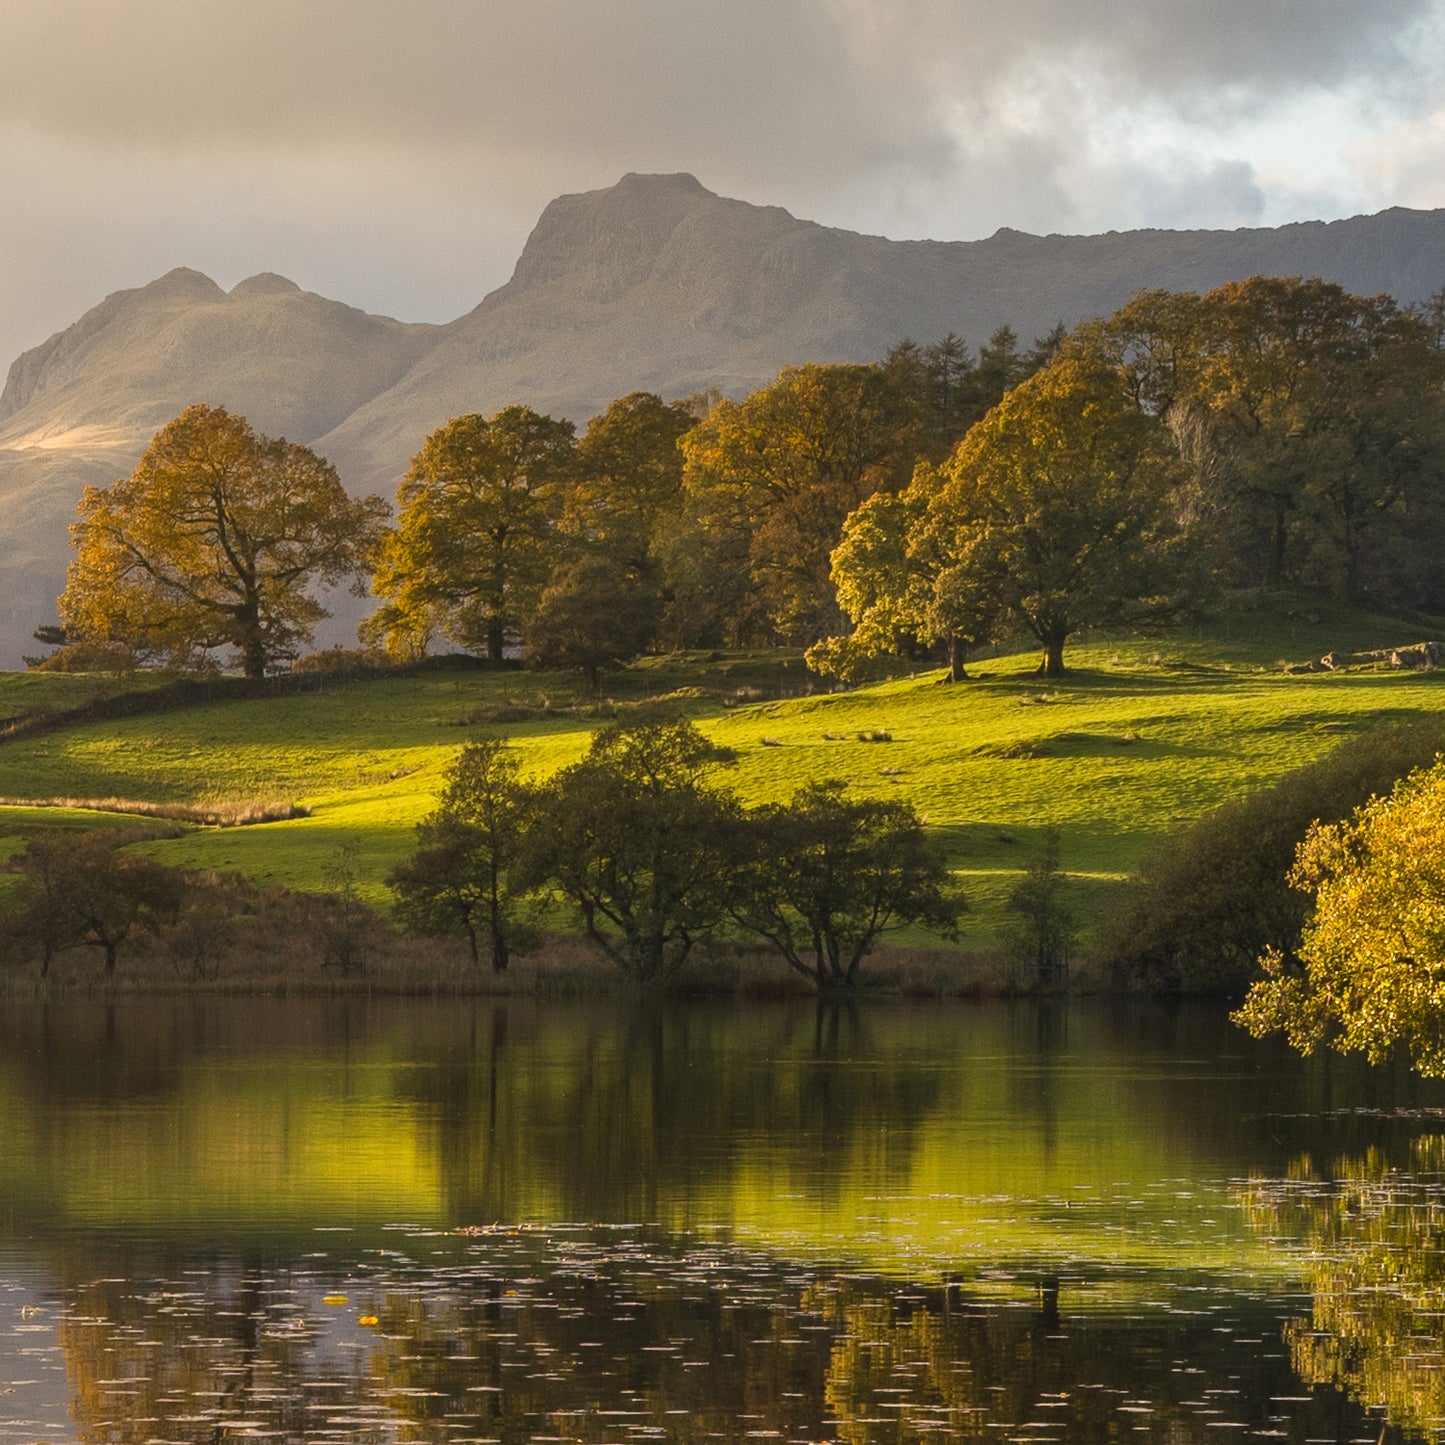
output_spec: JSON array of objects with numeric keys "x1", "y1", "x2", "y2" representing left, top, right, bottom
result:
[{"x1": 0, "y1": 594, "x2": 1441, "y2": 974}]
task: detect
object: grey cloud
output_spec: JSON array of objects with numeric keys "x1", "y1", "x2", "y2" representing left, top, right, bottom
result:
[
  {"x1": 9, "y1": 2, "x2": 1432, "y2": 179},
  {"x1": 1, "y1": 0, "x2": 1443, "y2": 370}
]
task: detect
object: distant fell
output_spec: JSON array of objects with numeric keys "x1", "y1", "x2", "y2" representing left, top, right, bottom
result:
[
  {"x1": 5, "y1": 171, "x2": 1445, "y2": 666},
  {"x1": 0, "y1": 268, "x2": 436, "y2": 448},
  {"x1": 315, "y1": 176, "x2": 1445, "y2": 491}
]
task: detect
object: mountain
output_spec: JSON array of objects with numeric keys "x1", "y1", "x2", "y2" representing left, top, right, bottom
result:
[
  {"x1": 4, "y1": 171, "x2": 1445, "y2": 666},
  {"x1": 0, "y1": 271, "x2": 436, "y2": 662}
]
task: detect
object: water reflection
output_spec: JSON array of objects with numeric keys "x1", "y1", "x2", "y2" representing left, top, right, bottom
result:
[
  {"x1": 1246, "y1": 1134, "x2": 1445, "y2": 1440},
  {"x1": 3, "y1": 1230, "x2": 1393, "y2": 1445},
  {"x1": 1, "y1": 998, "x2": 1444, "y2": 1442}
]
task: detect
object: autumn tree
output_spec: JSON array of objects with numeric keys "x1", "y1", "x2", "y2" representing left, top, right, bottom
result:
[
  {"x1": 539, "y1": 391, "x2": 690, "y2": 670},
  {"x1": 817, "y1": 462, "x2": 1002, "y2": 684},
  {"x1": 912, "y1": 353, "x2": 1192, "y2": 678},
  {"x1": 678, "y1": 363, "x2": 918, "y2": 642},
  {"x1": 366, "y1": 406, "x2": 576, "y2": 662},
  {"x1": 564, "y1": 391, "x2": 694, "y2": 571},
  {"x1": 389, "y1": 739, "x2": 538, "y2": 973},
  {"x1": 60, "y1": 405, "x2": 387, "y2": 678},
  {"x1": 1235, "y1": 758, "x2": 1445, "y2": 1075}
]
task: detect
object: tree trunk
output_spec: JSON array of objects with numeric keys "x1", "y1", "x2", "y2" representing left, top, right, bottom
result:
[
  {"x1": 486, "y1": 617, "x2": 506, "y2": 664},
  {"x1": 240, "y1": 634, "x2": 268, "y2": 680},
  {"x1": 488, "y1": 917, "x2": 510, "y2": 974},
  {"x1": 947, "y1": 636, "x2": 969, "y2": 682},
  {"x1": 236, "y1": 596, "x2": 268, "y2": 678},
  {"x1": 1037, "y1": 627, "x2": 1068, "y2": 678}
]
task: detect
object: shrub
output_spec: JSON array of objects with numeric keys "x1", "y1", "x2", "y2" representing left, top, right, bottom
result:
[{"x1": 1096, "y1": 719, "x2": 1445, "y2": 995}]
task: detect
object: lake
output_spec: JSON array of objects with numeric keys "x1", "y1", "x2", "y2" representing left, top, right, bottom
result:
[{"x1": 0, "y1": 996, "x2": 1443, "y2": 1444}]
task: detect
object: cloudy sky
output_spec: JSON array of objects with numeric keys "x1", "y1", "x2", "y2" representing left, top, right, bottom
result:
[{"x1": 4, "y1": 0, "x2": 1445, "y2": 370}]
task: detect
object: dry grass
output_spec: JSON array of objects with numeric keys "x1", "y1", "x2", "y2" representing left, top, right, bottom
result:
[
  {"x1": 0, "y1": 884, "x2": 1015, "y2": 999},
  {"x1": 0, "y1": 794, "x2": 309, "y2": 826}
]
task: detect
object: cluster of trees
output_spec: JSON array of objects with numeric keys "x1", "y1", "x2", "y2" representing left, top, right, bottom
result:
[
  {"x1": 43, "y1": 323, "x2": 1068, "y2": 679},
  {"x1": 48, "y1": 277, "x2": 1445, "y2": 687},
  {"x1": 821, "y1": 278, "x2": 1445, "y2": 681},
  {"x1": 390, "y1": 720, "x2": 962, "y2": 988},
  {"x1": 1, "y1": 831, "x2": 251, "y2": 977}
]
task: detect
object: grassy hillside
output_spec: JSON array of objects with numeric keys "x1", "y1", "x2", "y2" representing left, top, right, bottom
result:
[{"x1": 0, "y1": 595, "x2": 1441, "y2": 959}]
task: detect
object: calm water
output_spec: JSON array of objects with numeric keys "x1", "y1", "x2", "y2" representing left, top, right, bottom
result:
[{"x1": 1, "y1": 997, "x2": 1444, "y2": 1444}]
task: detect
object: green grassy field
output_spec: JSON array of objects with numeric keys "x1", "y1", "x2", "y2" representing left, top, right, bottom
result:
[{"x1": 0, "y1": 595, "x2": 1440, "y2": 954}]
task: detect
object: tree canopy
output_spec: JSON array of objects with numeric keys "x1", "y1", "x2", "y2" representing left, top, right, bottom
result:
[
  {"x1": 910, "y1": 352, "x2": 1192, "y2": 677},
  {"x1": 679, "y1": 363, "x2": 918, "y2": 642},
  {"x1": 60, "y1": 404, "x2": 387, "y2": 678},
  {"x1": 1235, "y1": 758, "x2": 1445, "y2": 1074},
  {"x1": 728, "y1": 779, "x2": 962, "y2": 988},
  {"x1": 367, "y1": 406, "x2": 577, "y2": 662},
  {"x1": 522, "y1": 719, "x2": 742, "y2": 981}
]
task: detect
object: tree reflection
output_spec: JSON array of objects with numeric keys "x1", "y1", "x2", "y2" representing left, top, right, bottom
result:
[
  {"x1": 1244, "y1": 1137, "x2": 1445, "y2": 1440},
  {"x1": 38, "y1": 1232, "x2": 1390, "y2": 1445},
  {"x1": 56, "y1": 1257, "x2": 335, "y2": 1444}
]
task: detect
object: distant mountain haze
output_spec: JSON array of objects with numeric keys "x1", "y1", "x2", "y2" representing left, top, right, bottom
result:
[{"x1": 4, "y1": 170, "x2": 1445, "y2": 666}]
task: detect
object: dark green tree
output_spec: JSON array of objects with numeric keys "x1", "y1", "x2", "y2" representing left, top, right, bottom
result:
[
  {"x1": 564, "y1": 391, "x2": 695, "y2": 571},
  {"x1": 7, "y1": 833, "x2": 186, "y2": 976},
  {"x1": 389, "y1": 739, "x2": 539, "y2": 973},
  {"x1": 522, "y1": 719, "x2": 740, "y2": 982},
  {"x1": 1098, "y1": 718, "x2": 1445, "y2": 996},
  {"x1": 728, "y1": 780, "x2": 962, "y2": 989},
  {"x1": 1002, "y1": 827, "x2": 1073, "y2": 985},
  {"x1": 526, "y1": 556, "x2": 660, "y2": 690}
]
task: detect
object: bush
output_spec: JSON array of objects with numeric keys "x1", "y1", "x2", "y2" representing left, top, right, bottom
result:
[
  {"x1": 1096, "y1": 719, "x2": 1445, "y2": 995},
  {"x1": 27, "y1": 640, "x2": 139, "y2": 674}
]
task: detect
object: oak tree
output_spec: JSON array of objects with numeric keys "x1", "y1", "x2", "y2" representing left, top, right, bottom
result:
[
  {"x1": 367, "y1": 406, "x2": 576, "y2": 662},
  {"x1": 565, "y1": 391, "x2": 694, "y2": 570},
  {"x1": 60, "y1": 405, "x2": 387, "y2": 678},
  {"x1": 913, "y1": 354, "x2": 1190, "y2": 677},
  {"x1": 679, "y1": 364, "x2": 917, "y2": 642}
]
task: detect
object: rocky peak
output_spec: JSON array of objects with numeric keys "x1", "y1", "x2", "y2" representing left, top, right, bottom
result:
[
  {"x1": 502, "y1": 172, "x2": 724, "y2": 299},
  {"x1": 230, "y1": 272, "x2": 303, "y2": 298}
]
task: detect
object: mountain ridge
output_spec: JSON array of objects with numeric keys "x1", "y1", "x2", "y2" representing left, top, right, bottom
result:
[{"x1": 3, "y1": 171, "x2": 1445, "y2": 665}]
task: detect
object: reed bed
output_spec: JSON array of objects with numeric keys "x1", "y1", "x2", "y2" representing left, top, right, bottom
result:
[{"x1": 0, "y1": 794, "x2": 310, "y2": 826}]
